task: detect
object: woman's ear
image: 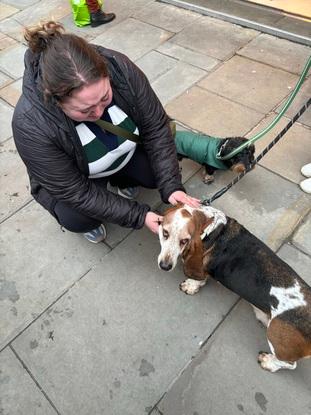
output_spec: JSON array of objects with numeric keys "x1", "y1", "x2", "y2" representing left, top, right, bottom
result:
[{"x1": 182, "y1": 235, "x2": 205, "y2": 280}]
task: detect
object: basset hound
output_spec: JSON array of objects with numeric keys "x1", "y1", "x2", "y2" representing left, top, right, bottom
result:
[{"x1": 158, "y1": 204, "x2": 311, "y2": 372}]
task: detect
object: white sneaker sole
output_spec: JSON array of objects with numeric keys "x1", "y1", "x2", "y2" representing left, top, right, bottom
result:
[{"x1": 301, "y1": 163, "x2": 311, "y2": 178}]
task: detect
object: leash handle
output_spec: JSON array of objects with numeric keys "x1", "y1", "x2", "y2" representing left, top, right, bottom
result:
[{"x1": 202, "y1": 97, "x2": 311, "y2": 206}]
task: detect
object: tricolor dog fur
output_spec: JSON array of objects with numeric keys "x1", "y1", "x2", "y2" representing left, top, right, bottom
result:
[{"x1": 158, "y1": 204, "x2": 311, "y2": 372}]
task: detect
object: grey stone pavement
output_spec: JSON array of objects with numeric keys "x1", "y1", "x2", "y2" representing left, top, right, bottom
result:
[{"x1": 1, "y1": 0, "x2": 311, "y2": 414}]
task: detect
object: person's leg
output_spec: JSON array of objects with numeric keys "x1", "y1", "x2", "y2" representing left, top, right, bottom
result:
[
  {"x1": 85, "y1": 0, "x2": 116, "y2": 27},
  {"x1": 53, "y1": 201, "x2": 106, "y2": 243},
  {"x1": 54, "y1": 201, "x2": 101, "y2": 232}
]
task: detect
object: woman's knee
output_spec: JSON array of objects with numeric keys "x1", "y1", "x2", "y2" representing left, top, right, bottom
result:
[{"x1": 53, "y1": 202, "x2": 101, "y2": 233}]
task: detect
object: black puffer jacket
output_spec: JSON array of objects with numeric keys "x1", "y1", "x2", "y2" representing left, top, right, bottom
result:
[{"x1": 12, "y1": 45, "x2": 184, "y2": 229}]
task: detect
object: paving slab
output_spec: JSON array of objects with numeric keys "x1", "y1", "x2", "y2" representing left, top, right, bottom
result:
[
  {"x1": 0, "y1": 43, "x2": 27, "y2": 79},
  {"x1": 0, "y1": 137, "x2": 31, "y2": 221},
  {"x1": 0, "y1": 71, "x2": 13, "y2": 88},
  {"x1": 0, "y1": 347, "x2": 58, "y2": 415},
  {"x1": 152, "y1": 61, "x2": 207, "y2": 105},
  {"x1": 183, "y1": 165, "x2": 310, "y2": 251},
  {"x1": 0, "y1": 202, "x2": 110, "y2": 350},
  {"x1": 92, "y1": 17, "x2": 173, "y2": 62},
  {"x1": 198, "y1": 55, "x2": 298, "y2": 114},
  {"x1": 0, "y1": 3, "x2": 19, "y2": 20},
  {"x1": 0, "y1": 32, "x2": 17, "y2": 51},
  {"x1": 0, "y1": 77, "x2": 22, "y2": 106},
  {"x1": 0, "y1": 99, "x2": 14, "y2": 142},
  {"x1": 155, "y1": 300, "x2": 311, "y2": 415},
  {"x1": 278, "y1": 242, "x2": 311, "y2": 285},
  {"x1": 106, "y1": 0, "x2": 154, "y2": 22},
  {"x1": 165, "y1": 86, "x2": 264, "y2": 136},
  {"x1": 157, "y1": 41, "x2": 220, "y2": 72},
  {"x1": 11, "y1": 228, "x2": 238, "y2": 415},
  {"x1": 13, "y1": 0, "x2": 71, "y2": 26},
  {"x1": 248, "y1": 114, "x2": 311, "y2": 184},
  {"x1": 2, "y1": 0, "x2": 40, "y2": 9},
  {"x1": 171, "y1": 15, "x2": 258, "y2": 60},
  {"x1": 292, "y1": 212, "x2": 311, "y2": 257},
  {"x1": 135, "y1": 1, "x2": 200, "y2": 33},
  {"x1": 0, "y1": 17, "x2": 26, "y2": 44},
  {"x1": 136, "y1": 50, "x2": 177, "y2": 83},
  {"x1": 238, "y1": 33, "x2": 311, "y2": 74},
  {"x1": 276, "y1": 76, "x2": 311, "y2": 127}
]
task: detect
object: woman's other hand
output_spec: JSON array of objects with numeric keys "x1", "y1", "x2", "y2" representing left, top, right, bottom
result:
[{"x1": 144, "y1": 211, "x2": 163, "y2": 234}]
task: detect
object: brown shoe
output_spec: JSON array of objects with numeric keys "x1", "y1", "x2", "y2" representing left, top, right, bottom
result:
[{"x1": 90, "y1": 10, "x2": 116, "y2": 27}]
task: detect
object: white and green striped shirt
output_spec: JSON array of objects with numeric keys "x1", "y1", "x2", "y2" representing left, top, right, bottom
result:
[{"x1": 76, "y1": 103, "x2": 138, "y2": 178}]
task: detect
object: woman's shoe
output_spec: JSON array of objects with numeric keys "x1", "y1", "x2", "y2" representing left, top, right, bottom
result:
[
  {"x1": 83, "y1": 224, "x2": 107, "y2": 243},
  {"x1": 301, "y1": 163, "x2": 311, "y2": 178},
  {"x1": 300, "y1": 177, "x2": 311, "y2": 194},
  {"x1": 117, "y1": 186, "x2": 139, "y2": 200}
]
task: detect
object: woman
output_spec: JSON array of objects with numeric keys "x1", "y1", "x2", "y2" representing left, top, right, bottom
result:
[{"x1": 13, "y1": 21, "x2": 200, "y2": 243}]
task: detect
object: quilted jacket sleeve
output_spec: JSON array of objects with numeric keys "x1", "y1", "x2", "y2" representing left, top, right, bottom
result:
[
  {"x1": 12, "y1": 99, "x2": 150, "y2": 229},
  {"x1": 114, "y1": 53, "x2": 185, "y2": 202}
]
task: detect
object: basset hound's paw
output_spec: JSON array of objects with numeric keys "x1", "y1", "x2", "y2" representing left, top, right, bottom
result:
[
  {"x1": 257, "y1": 352, "x2": 297, "y2": 372},
  {"x1": 179, "y1": 278, "x2": 206, "y2": 295}
]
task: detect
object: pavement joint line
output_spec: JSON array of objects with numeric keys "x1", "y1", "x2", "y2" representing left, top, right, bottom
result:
[
  {"x1": 151, "y1": 297, "x2": 242, "y2": 411},
  {"x1": 0, "y1": 197, "x2": 34, "y2": 225},
  {"x1": 235, "y1": 52, "x2": 310, "y2": 77},
  {"x1": 130, "y1": 15, "x2": 176, "y2": 36},
  {"x1": 195, "y1": 83, "x2": 267, "y2": 116},
  {"x1": 285, "y1": 240, "x2": 311, "y2": 259},
  {"x1": 0, "y1": 267, "x2": 93, "y2": 354},
  {"x1": 155, "y1": 42, "x2": 224, "y2": 69},
  {"x1": 257, "y1": 163, "x2": 311, "y2": 190},
  {"x1": 148, "y1": 406, "x2": 164, "y2": 415},
  {"x1": 9, "y1": 344, "x2": 62, "y2": 415},
  {"x1": 198, "y1": 297, "x2": 241, "y2": 350}
]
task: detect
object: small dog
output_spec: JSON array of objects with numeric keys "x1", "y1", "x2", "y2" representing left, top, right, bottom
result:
[
  {"x1": 175, "y1": 131, "x2": 255, "y2": 184},
  {"x1": 158, "y1": 204, "x2": 311, "y2": 372}
]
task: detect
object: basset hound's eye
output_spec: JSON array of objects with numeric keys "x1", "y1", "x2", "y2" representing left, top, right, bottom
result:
[
  {"x1": 162, "y1": 229, "x2": 169, "y2": 239},
  {"x1": 180, "y1": 238, "x2": 189, "y2": 247}
]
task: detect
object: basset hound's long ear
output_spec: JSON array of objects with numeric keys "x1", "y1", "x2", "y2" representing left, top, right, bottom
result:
[
  {"x1": 182, "y1": 234, "x2": 205, "y2": 280},
  {"x1": 182, "y1": 210, "x2": 213, "y2": 281}
]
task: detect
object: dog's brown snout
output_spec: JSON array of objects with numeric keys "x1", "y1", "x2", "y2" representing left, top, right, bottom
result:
[{"x1": 159, "y1": 260, "x2": 173, "y2": 271}]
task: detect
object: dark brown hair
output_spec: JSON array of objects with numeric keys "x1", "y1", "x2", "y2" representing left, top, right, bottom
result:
[{"x1": 24, "y1": 21, "x2": 108, "y2": 103}]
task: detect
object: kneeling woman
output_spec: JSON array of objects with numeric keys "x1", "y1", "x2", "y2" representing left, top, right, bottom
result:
[{"x1": 13, "y1": 21, "x2": 200, "y2": 243}]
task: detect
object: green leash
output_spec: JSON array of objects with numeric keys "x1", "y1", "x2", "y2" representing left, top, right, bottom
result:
[{"x1": 217, "y1": 54, "x2": 311, "y2": 161}]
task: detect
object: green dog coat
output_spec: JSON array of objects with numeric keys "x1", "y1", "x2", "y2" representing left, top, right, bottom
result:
[{"x1": 175, "y1": 130, "x2": 228, "y2": 170}]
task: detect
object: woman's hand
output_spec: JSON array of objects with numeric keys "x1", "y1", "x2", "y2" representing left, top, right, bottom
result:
[
  {"x1": 168, "y1": 190, "x2": 201, "y2": 208},
  {"x1": 144, "y1": 211, "x2": 163, "y2": 234}
]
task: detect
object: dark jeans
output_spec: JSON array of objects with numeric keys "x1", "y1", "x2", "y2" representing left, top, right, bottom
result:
[{"x1": 53, "y1": 145, "x2": 157, "y2": 233}]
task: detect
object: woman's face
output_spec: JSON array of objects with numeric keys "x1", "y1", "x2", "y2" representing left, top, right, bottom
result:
[{"x1": 60, "y1": 77, "x2": 113, "y2": 122}]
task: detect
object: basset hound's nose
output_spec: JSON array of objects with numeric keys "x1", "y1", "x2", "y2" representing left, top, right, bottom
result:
[{"x1": 159, "y1": 260, "x2": 172, "y2": 271}]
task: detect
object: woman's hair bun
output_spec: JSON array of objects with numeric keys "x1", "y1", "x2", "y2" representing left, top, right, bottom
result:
[{"x1": 24, "y1": 21, "x2": 65, "y2": 53}]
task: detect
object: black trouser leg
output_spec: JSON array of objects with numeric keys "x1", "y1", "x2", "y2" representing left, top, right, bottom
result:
[
  {"x1": 109, "y1": 145, "x2": 157, "y2": 189},
  {"x1": 52, "y1": 146, "x2": 156, "y2": 232},
  {"x1": 53, "y1": 201, "x2": 101, "y2": 233}
]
